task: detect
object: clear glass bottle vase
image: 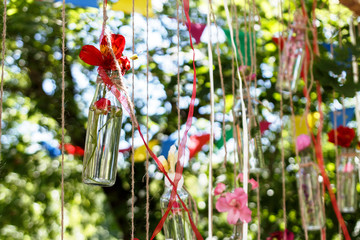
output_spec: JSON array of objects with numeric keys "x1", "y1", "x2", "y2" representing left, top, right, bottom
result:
[
  {"x1": 160, "y1": 174, "x2": 192, "y2": 240},
  {"x1": 82, "y1": 71, "x2": 123, "y2": 187},
  {"x1": 234, "y1": 92, "x2": 264, "y2": 173},
  {"x1": 230, "y1": 221, "x2": 242, "y2": 240},
  {"x1": 249, "y1": 116, "x2": 264, "y2": 173},
  {"x1": 338, "y1": 148, "x2": 358, "y2": 213},
  {"x1": 296, "y1": 155, "x2": 325, "y2": 230},
  {"x1": 276, "y1": 29, "x2": 305, "y2": 94}
]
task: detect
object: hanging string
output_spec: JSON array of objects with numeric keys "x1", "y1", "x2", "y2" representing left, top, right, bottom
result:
[
  {"x1": 333, "y1": 91, "x2": 341, "y2": 240},
  {"x1": 230, "y1": 0, "x2": 238, "y2": 188},
  {"x1": 277, "y1": 0, "x2": 287, "y2": 236},
  {"x1": 131, "y1": 0, "x2": 135, "y2": 237},
  {"x1": 145, "y1": 0, "x2": 150, "y2": 238},
  {"x1": 176, "y1": 0, "x2": 181, "y2": 155},
  {"x1": 207, "y1": 0, "x2": 214, "y2": 237},
  {"x1": 208, "y1": 1, "x2": 227, "y2": 168},
  {"x1": 0, "y1": 0, "x2": 7, "y2": 164},
  {"x1": 223, "y1": 1, "x2": 249, "y2": 239},
  {"x1": 60, "y1": 0, "x2": 66, "y2": 239}
]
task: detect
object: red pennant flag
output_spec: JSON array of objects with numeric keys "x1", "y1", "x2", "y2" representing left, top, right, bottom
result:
[
  {"x1": 188, "y1": 133, "x2": 210, "y2": 159},
  {"x1": 185, "y1": 22, "x2": 206, "y2": 44}
]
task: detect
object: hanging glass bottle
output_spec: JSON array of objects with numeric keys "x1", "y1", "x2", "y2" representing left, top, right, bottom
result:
[
  {"x1": 337, "y1": 148, "x2": 358, "y2": 213},
  {"x1": 160, "y1": 174, "x2": 192, "y2": 239},
  {"x1": 248, "y1": 115, "x2": 264, "y2": 173},
  {"x1": 82, "y1": 71, "x2": 123, "y2": 187},
  {"x1": 296, "y1": 155, "x2": 325, "y2": 230},
  {"x1": 234, "y1": 89, "x2": 264, "y2": 173},
  {"x1": 230, "y1": 220, "x2": 242, "y2": 240},
  {"x1": 276, "y1": 10, "x2": 306, "y2": 93}
]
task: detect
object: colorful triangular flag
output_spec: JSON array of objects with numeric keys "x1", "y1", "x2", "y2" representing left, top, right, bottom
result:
[
  {"x1": 223, "y1": 29, "x2": 254, "y2": 66},
  {"x1": 188, "y1": 133, "x2": 210, "y2": 159},
  {"x1": 329, "y1": 107, "x2": 355, "y2": 128},
  {"x1": 112, "y1": 0, "x2": 154, "y2": 17},
  {"x1": 185, "y1": 22, "x2": 206, "y2": 44},
  {"x1": 55, "y1": 0, "x2": 98, "y2": 8}
]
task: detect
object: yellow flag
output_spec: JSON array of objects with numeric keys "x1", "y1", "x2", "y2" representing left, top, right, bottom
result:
[
  {"x1": 294, "y1": 115, "x2": 308, "y2": 137},
  {"x1": 293, "y1": 112, "x2": 319, "y2": 137},
  {"x1": 134, "y1": 140, "x2": 159, "y2": 162},
  {"x1": 112, "y1": 0, "x2": 154, "y2": 17}
]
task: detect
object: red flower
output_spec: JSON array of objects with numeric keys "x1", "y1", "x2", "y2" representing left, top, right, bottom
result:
[
  {"x1": 79, "y1": 34, "x2": 130, "y2": 75},
  {"x1": 266, "y1": 229, "x2": 294, "y2": 240},
  {"x1": 74, "y1": 146, "x2": 84, "y2": 156},
  {"x1": 94, "y1": 98, "x2": 111, "y2": 113},
  {"x1": 328, "y1": 126, "x2": 356, "y2": 148},
  {"x1": 64, "y1": 143, "x2": 76, "y2": 155}
]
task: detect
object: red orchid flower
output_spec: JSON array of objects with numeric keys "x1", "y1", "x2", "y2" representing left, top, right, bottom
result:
[{"x1": 79, "y1": 34, "x2": 130, "y2": 75}]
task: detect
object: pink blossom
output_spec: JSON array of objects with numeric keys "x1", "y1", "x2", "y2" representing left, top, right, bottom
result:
[
  {"x1": 236, "y1": 173, "x2": 243, "y2": 182},
  {"x1": 266, "y1": 229, "x2": 294, "y2": 240},
  {"x1": 344, "y1": 163, "x2": 354, "y2": 173},
  {"x1": 249, "y1": 179, "x2": 259, "y2": 190},
  {"x1": 296, "y1": 134, "x2": 311, "y2": 152},
  {"x1": 236, "y1": 173, "x2": 258, "y2": 190},
  {"x1": 214, "y1": 183, "x2": 226, "y2": 196},
  {"x1": 215, "y1": 187, "x2": 252, "y2": 224}
]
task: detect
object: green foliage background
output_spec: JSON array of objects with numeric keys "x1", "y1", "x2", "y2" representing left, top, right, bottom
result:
[{"x1": 0, "y1": 0, "x2": 360, "y2": 239}]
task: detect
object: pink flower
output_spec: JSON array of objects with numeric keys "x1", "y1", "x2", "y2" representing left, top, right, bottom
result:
[
  {"x1": 236, "y1": 173, "x2": 243, "y2": 182},
  {"x1": 236, "y1": 173, "x2": 259, "y2": 190},
  {"x1": 249, "y1": 179, "x2": 259, "y2": 190},
  {"x1": 344, "y1": 163, "x2": 354, "y2": 172},
  {"x1": 266, "y1": 229, "x2": 294, "y2": 240},
  {"x1": 296, "y1": 134, "x2": 311, "y2": 152},
  {"x1": 215, "y1": 187, "x2": 252, "y2": 224},
  {"x1": 214, "y1": 183, "x2": 226, "y2": 196}
]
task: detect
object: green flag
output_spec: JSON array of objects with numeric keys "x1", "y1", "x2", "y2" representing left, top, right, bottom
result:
[
  {"x1": 216, "y1": 126, "x2": 234, "y2": 148},
  {"x1": 223, "y1": 29, "x2": 255, "y2": 66}
]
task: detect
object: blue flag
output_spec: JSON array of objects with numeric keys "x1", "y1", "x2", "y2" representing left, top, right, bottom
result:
[
  {"x1": 160, "y1": 138, "x2": 176, "y2": 159},
  {"x1": 55, "y1": 0, "x2": 98, "y2": 8},
  {"x1": 329, "y1": 107, "x2": 355, "y2": 128}
]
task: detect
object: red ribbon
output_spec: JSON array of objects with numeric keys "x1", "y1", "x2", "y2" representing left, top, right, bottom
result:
[
  {"x1": 303, "y1": 83, "x2": 350, "y2": 240},
  {"x1": 150, "y1": 0, "x2": 203, "y2": 238}
]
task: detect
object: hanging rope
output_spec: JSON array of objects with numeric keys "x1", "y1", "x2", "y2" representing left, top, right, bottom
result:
[
  {"x1": 0, "y1": 0, "x2": 7, "y2": 164},
  {"x1": 277, "y1": 0, "x2": 287, "y2": 236},
  {"x1": 223, "y1": 1, "x2": 249, "y2": 239},
  {"x1": 209, "y1": 2, "x2": 227, "y2": 168},
  {"x1": 230, "y1": 0, "x2": 238, "y2": 189},
  {"x1": 145, "y1": 0, "x2": 150, "y2": 238},
  {"x1": 131, "y1": 0, "x2": 135, "y2": 238},
  {"x1": 60, "y1": 1, "x2": 66, "y2": 239},
  {"x1": 207, "y1": 0, "x2": 214, "y2": 237},
  {"x1": 176, "y1": 0, "x2": 181, "y2": 156}
]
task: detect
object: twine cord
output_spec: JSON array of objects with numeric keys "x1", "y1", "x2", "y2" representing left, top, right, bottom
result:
[
  {"x1": 223, "y1": 1, "x2": 250, "y2": 239},
  {"x1": 209, "y1": 4, "x2": 227, "y2": 167},
  {"x1": 131, "y1": 0, "x2": 135, "y2": 237},
  {"x1": 176, "y1": 0, "x2": 181, "y2": 152},
  {"x1": 145, "y1": 0, "x2": 150, "y2": 238},
  {"x1": 0, "y1": 0, "x2": 7, "y2": 164},
  {"x1": 61, "y1": 1, "x2": 66, "y2": 239},
  {"x1": 207, "y1": 0, "x2": 214, "y2": 236},
  {"x1": 277, "y1": 0, "x2": 287, "y2": 237}
]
